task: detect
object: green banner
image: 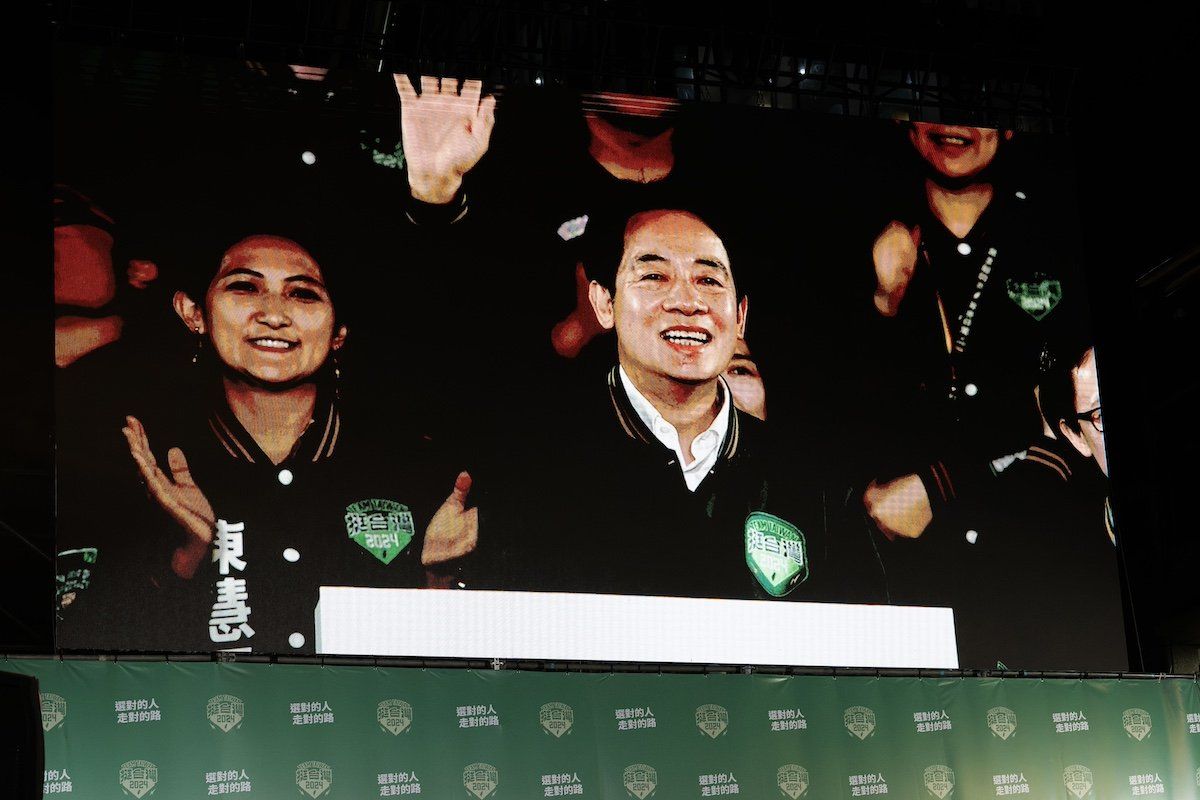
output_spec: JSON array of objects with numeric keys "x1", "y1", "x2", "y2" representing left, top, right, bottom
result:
[{"x1": 11, "y1": 659, "x2": 1200, "y2": 799}]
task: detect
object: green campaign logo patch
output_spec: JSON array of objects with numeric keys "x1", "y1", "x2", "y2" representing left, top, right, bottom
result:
[
  {"x1": 344, "y1": 499, "x2": 414, "y2": 564},
  {"x1": 1005, "y1": 275, "x2": 1062, "y2": 321},
  {"x1": 744, "y1": 512, "x2": 808, "y2": 597}
]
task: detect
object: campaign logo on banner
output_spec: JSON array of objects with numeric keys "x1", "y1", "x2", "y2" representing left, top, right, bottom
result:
[
  {"x1": 776, "y1": 764, "x2": 809, "y2": 798},
  {"x1": 923, "y1": 765, "x2": 955, "y2": 799},
  {"x1": 986, "y1": 706, "x2": 1017, "y2": 740},
  {"x1": 843, "y1": 706, "x2": 876, "y2": 740},
  {"x1": 1122, "y1": 707, "x2": 1153, "y2": 741},
  {"x1": 539, "y1": 702, "x2": 574, "y2": 738},
  {"x1": 206, "y1": 694, "x2": 244, "y2": 733},
  {"x1": 1063, "y1": 764, "x2": 1093, "y2": 799},
  {"x1": 41, "y1": 692, "x2": 67, "y2": 732},
  {"x1": 623, "y1": 764, "x2": 658, "y2": 799},
  {"x1": 695, "y1": 704, "x2": 729, "y2": 739},
  {"x1": 378, "y1": 699, "x2": 413, "y2": 735},
  {"x1": 296, "y1": 761, "x2": 333, "y2": 798},
  {"x1": 118, "y1": 760, "x2": 158, "y2": 798},
  {"x1": 463, "y1": 763, "x2": 499, "y2": 799}
]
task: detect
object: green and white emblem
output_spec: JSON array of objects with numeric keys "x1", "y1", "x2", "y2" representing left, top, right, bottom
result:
[
  {"x1": 40, "y1": 692, "x2": 66, "y2": 732},
  {"x1": 206, "y1": 694, "x2": 244, "y2": 733},
  {"x1": 463, "y1": 763, "x2": 499, "y2": 799},
  {"x1": 744, "y1": 512, "x2": 808, "y2": 597},
  {"x1": 539, "y1": 702, "x2": 574, "y2": 737},
  {"x1": 1063, "y1": 764, "x2": 1093, "y2": 799},
  {"x1": 118, "y1": 760, "x2": 158, "y2": 798},
  {"x1": 923, "y1": 765, "x2": 955, "y2": 799},
  {"x1": 695, "y1": 704, "x2": 729, "y2": 738},
  {"x1": 843, "y1": 706, "x2": 876, "y2": 740},
  {"x1": 986, "y1": 706, "x2": 1017, "y2": 740},
  {"x1": 344, "y1": 499, "x2": 415, "y2": 564},
  {"x1": 378, "y1": 699, "x2": 413, "y2": 735},
  {"x1": 1122, "y1": 707, "x2": 1152, "y2": 741},
  {"x1": 777, "y1": 764, "x2": 809, "y2": 799},
  {"x1": 623, "y1": 764, "x2": 657, "y2": 799},
  {"x1": 296, "y1": 761, "x2": 333, "y2": 798},
  {"x1": 1006, "y1": 275, "x2": 1062, "y2": 321}
]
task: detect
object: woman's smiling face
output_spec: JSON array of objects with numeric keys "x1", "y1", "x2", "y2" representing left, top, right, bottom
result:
[{"x1": 203, "y1": 236, "x2": 344, "y2": 386}]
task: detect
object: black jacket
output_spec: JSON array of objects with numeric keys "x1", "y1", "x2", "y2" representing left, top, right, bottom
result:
[{"x1": 482, "y1": 367, "x2": 888, "y2": 603}]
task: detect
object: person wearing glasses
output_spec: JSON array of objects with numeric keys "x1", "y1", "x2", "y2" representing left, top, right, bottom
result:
[{"x1": 948, "y1": 340, "x2": 1125, "y2": 670}]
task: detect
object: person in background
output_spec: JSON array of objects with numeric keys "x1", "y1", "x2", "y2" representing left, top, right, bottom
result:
[
  {"x1": 725, "y1": 337, "x2": 766, "y2": 421},
  {"x1": 54, "y1": 184, "x2": 158, "y2": 367}
]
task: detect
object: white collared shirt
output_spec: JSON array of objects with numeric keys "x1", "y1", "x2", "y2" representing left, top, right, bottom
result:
[{"x1": 619, "y1": 366, "x2": 731, "y2": 492}]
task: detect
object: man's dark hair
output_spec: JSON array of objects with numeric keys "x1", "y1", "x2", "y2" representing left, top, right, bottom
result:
[
  {"x1": 1039, "y1": 338, "x2": 1094, "y2": 437},
  {"x1": 581, "y1": 199, "x2": 750, "y2": 299}
]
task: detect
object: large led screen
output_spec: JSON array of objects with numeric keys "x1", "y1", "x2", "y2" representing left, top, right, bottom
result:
[{"x1": 54, "y1": 49, "x2": 1125, "y2": 670}]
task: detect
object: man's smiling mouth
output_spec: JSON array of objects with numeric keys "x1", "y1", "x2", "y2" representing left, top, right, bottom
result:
[{"x1": 660, "y1": 327, "x2": 712, "y2": 347}]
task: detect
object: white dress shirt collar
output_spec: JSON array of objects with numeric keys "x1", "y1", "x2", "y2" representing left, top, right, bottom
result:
[{"x1": 618, "y1": 366, "x2": 731, "y2": 492}]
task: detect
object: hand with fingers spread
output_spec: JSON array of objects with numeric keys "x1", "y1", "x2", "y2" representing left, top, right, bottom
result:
[
  {"x1": 421, "y1": 471, "x2": 479, "y2": 572},
  {"x1": 872, "y1": 221, "x2": 921, "y2": 317},
  {"x1": 394, "y1": 75, "x2": 497, "y2": 205},
  {"x1": 122, "y1": 415, "x2": 215, "y2": 579}
]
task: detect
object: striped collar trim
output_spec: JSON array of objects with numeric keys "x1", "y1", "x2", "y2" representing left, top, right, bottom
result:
[
  {"x1": 1025, "y1": 443, "x2": 1073, "y2": 483},
  {"x1": 207, "y1": 396, "x2": 340, "y2": 465},
  {"x1": 606, "y1": 366, "x2": 739, "y2": 461}
]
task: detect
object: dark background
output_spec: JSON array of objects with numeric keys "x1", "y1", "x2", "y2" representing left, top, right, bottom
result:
[{"x1": 4, "y1": 1, "x2": 1198, "y2": 674}]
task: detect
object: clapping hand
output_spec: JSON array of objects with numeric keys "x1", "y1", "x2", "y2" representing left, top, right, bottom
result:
[{"x1": 123, "y1": 415, "x2": 215, "y2": 579}]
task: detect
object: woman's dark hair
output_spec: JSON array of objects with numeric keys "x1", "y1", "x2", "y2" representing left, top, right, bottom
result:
[{"x1": 174, "y1": 221, "x2": 343, "y2": 327}]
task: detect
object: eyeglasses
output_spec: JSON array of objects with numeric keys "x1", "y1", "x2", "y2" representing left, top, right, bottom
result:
[{"x1": 1074, "y1": 406, "x2": 1103, "y2": 433}]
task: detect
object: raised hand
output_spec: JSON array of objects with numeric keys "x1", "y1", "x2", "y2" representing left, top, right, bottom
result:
[
  {"x1": 122, "y1": 415, "x2": 215, "y2": 579},
  {"x1": 872, "y1": 221, "x2": 921, "y2": 317},
  {"x1": 394, "y1": 75, "x2": 497, "y2": 205},
  {"x1": 422, "y1": 471, "x2": 479, "y2": 568}
]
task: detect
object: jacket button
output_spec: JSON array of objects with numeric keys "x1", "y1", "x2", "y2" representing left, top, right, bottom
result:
[{"x1": 278, "y1": 469, "x2": 294, "y2": 485}]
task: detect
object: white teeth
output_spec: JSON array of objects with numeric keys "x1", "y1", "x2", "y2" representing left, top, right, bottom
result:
[
  {"x1": 252, "y1": 338, "x2": 294, "y2": 349},
  {"x1": 943, "y1": 136, "x2": 967, "y2": 145},
  {"x1": 662, "y1": 331, "x2": 710, "y2": 347}
]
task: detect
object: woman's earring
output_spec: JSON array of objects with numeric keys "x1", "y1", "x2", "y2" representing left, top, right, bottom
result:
[
  {"x1": 191, "y1": 327, "x2": 202, "y2": 364},
  {"x1": 333, "y1": 353, "x2": 341, "y2": 401}
]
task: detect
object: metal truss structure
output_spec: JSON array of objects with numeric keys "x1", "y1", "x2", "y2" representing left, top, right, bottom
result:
[{"x1": 51, "y1": 0, "x2": 1076, "y2": 132}]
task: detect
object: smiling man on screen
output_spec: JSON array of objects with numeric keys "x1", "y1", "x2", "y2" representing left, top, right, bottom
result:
[{"x1": 487, "y1": 205, "x2": 886, "y2": 604}]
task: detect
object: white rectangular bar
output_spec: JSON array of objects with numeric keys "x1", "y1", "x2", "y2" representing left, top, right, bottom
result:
[{"x1": 316, "y1": 588, "x2": 958, "y2": 668}]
